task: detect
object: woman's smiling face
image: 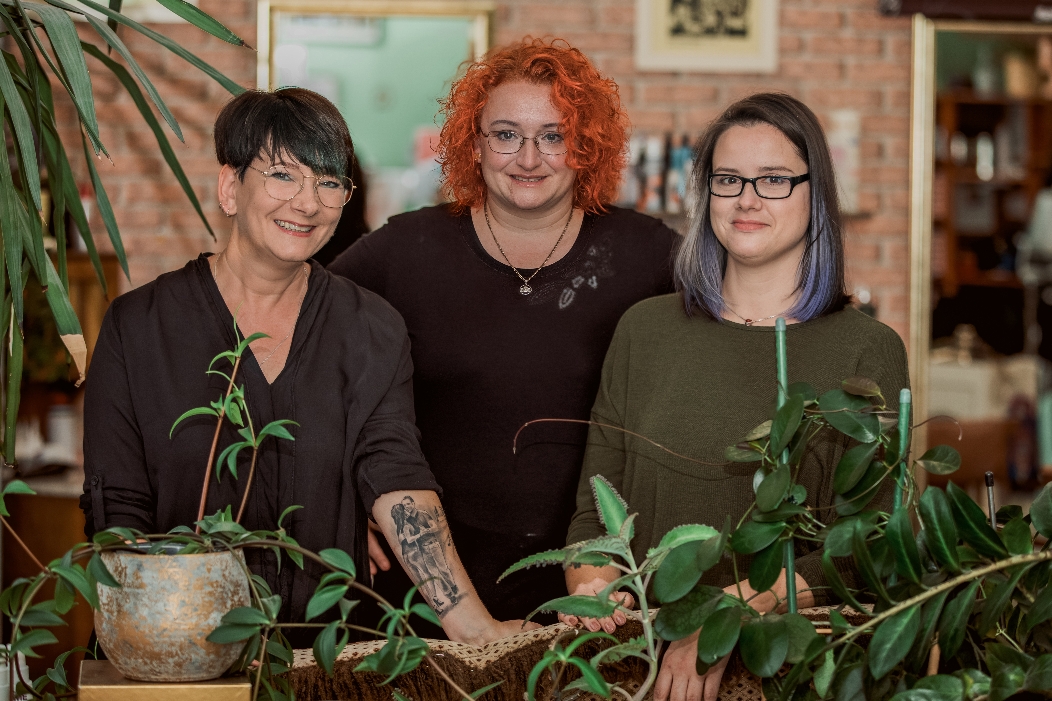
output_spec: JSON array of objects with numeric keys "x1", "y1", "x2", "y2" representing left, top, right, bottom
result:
[
  {"x1": 227, "y1": 153, "x2": 344, "y2": 263},
  {"x1": 475, "y1": 80, "x2": 576, "y2": 214},
  {"x1": 708, "y1": 122, "x2": 811, "y2": 270}
]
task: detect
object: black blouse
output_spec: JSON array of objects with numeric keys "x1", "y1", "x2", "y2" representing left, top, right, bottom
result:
[{"x1": 81, "y1": 255, "x2": 440, "y2": 626}]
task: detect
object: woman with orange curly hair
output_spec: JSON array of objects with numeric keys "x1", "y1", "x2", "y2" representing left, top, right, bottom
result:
[{"x1": 329, "y1": 38, "x2": 678, "y2": 629}]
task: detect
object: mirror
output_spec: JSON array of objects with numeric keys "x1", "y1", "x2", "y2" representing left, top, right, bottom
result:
[
  {"x1": 909, "y1": 16, "x2": 1052, "y2": 489},
  {"x1": 257, "y1": 0, "x2": 494, "y2": 226}
]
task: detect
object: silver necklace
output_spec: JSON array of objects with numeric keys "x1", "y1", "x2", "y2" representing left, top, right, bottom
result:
[
  {"x1": 723, "y1": 303, "x2": 787, "y2": 327},
  {"x1": 484, "y1": 202, "x2": 573, "y2": 296},
  {"x1": 212, "y1": 251, "x2": 309, "y2": 366}
]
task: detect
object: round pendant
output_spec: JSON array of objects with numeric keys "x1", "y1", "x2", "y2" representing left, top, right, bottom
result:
[{"x1": 519, "y1": 284, "x2": 533, "y2": 295}]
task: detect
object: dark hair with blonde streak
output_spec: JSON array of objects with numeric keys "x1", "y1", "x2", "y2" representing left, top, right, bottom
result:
[{"x1": 437, "y1": 37, "x2": 629, "y2": 214}]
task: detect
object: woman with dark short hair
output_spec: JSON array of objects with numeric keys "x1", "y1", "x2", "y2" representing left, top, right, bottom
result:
[
  {"x1": 564, "y1": 93, "x2": 909, "y2": 701},
  {"x1": 329, "y1": 38, "x2": 679, "y2": 629},
  {"x1": 81, "y1": 87, "x2": 529, "y2": 646}
]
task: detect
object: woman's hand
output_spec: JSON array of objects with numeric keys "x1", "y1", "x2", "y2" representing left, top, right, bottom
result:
[
  {"x1": 448, "y1": 617, "x2": 542, "y2": 646},
  {"x1": 560, "y1": 575, "x2": 634, "y2": 633},
  {"x1": 654, "y1": 630, "x2": 729, "y2": 701},
  {"x1": 366, "y1": 520, "x2": 391, "y2": 577}
]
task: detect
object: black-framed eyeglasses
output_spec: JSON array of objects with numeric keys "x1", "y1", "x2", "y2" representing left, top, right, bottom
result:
[
  {"x1": 708, "y1": 172, "x2": 810, "y2": 199},
  {"x1": 246, "y1": 165, "x2": 356, "y2": 208},
  {"x1": 481, "y1": 130, "x2": 568, "y2": 156}
]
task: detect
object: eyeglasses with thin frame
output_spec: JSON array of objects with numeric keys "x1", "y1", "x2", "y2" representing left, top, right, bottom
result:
[
  {"x1": 708, "y1": 172, "x2": 810, "y2": 200},
  {"x1": 481, "y1": 130, "x2": 568, "y2": 156},
  {"x1": 246, "y1": 165, "x2": 356, "y2": 208}
]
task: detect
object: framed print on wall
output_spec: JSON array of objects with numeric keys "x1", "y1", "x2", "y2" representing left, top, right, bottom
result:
[{"x1": 635, "y1": 0, "x2": 780, "y2": 73}]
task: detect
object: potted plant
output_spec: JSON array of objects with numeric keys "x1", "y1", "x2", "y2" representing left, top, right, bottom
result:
[{"x1": 507, "y1": 321, "x2": 1052, "y2": 701}]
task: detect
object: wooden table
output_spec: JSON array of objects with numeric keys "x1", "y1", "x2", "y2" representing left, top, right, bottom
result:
[{"x1": 79, "y1": 660, "x2": 251, "y2": 700}]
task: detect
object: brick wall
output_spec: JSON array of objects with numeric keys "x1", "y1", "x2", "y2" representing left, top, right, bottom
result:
[{"x1": 69, "y1": 0, "x2": 914, "y2": 339}]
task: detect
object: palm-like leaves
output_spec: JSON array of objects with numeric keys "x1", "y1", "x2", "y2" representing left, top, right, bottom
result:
[{"x1": 0, "y1": 0, "x2": 248, "y2": 465}]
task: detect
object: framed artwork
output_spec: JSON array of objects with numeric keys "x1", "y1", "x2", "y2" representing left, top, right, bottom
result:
[{"x1": 635, "y1": 0, "x2": 780, "y2": 73}]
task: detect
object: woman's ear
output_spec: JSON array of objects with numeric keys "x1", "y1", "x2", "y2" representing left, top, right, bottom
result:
[{"x1": 217, "y1": 164, "x2": 239, "y2": 217}]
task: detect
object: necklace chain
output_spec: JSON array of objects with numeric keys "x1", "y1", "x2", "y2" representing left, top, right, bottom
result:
[
  {"x1": 484, "y1": 202, "x2": 573, "y2": 296},
  {"x1": 723, "y1": 303, "x2": 787, "y2": 327},
  {"x1": 212, "y1": 251, "x2": 309, "y2": 366}
]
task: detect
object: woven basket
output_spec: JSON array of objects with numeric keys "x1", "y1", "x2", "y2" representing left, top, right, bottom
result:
[{"x1": 288, "y1": 607, "x2": 864, "y2": 701}]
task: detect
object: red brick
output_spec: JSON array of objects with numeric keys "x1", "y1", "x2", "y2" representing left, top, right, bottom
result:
[
  {"x1": 642, "y1": 84, "x2": 718, "y2": 104},
  {"x1": 551, "y1": 31, "x2": 632, "y2": 54},
  {"x1": 600, "y1": 5, "x2": 635, "y2": 28},
  {"x1": 781, "y1": 8, "x2": 843, "y2": 29},
  {"x1": 780, "y1": 35, "x2": 804, "y2": 55},
  {"x1": 780, "y1": 59, "x2": 842, "y2": 81},
  {"x1": 861, "y1": 114, "x2": 910, "y2": 134},
  {"x1": 849, "y1": 11, "x2": 911, "y2": 32},
  {"x1": 809, "y1": 36, "x2": 882, "y2": 57},
  {"x1": 860, "y1": 141, "x2": 882, "y2": 159},
  {"x1": 845, "y1": 240, "x2": 881, "y2": 262},
  {"x1": 806, "y1": 88, "x2": 883, "y2": 109},
  {"x1": 626, "y1": 108, "x2": 675, "y2": 132},
  {"x1": 684, "y1": 106, "x2": 725, "y2": 132},
  {"x1": 516, "y1": 4, "x2": 595, "y2": 28},
  {"x1": 847, "y1": 62, "x2": 910, "y2": 83}
]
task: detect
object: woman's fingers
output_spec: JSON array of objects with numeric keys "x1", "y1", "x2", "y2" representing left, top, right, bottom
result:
[
  {"x1": 654, "y1": 661, "x2": 674, "y2": 701},
  {"x1": 702, "y1": 654, "x2": 731, "y2": 701},
  {"x1": 366, "y1": 523, "x2": 390, "y2": 576}
]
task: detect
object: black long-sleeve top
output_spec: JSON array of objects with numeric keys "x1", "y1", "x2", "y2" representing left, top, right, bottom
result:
[{"x1": 81, "y1": 255, "x2": 441, "y2": 628}]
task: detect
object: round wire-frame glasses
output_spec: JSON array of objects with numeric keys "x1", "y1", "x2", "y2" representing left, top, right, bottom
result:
[
  {"x1": 481, "y1": 130, "x2": 568, "y2": 156},
  {"x1": 708, "y1": 172, "x2": 810, "y2": 200},
  {"x1": 247, "y1": 165, "x2": 356, "y2": 208}
]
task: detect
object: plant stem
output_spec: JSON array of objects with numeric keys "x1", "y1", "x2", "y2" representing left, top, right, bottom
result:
[
  {"x1": 252, "y1": 631, "x2": 268, "y2": 701},
  {"x1": 0, "y1": 514, "x2": 45, "y2": 572},
  {"x1": 235, "y1": 446, "x2": 259, "y2": 524},
  {"x1": 824, "y1": 549, "x2": 1052, "y2": 652},
  {"x1": 196, "y1": 354, "x2": 242, "y2": 532}
]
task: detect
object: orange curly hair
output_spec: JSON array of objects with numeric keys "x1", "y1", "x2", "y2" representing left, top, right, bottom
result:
[{"x1": 437, "y1": 37, "x2": 629, "y2": 214}]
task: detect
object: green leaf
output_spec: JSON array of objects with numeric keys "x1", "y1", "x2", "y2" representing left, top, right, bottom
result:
[
  {"x1": 151, "y1": 0, "x2": 248, "y2": 45},
  {"x1": 824, "y1": 514, "x2": 876, "y2": 557},
  {"x1": 311, "y1": 620, "x2": 340, "y2": 676},
  {"x1": 591, "y1": 475, "x2": 628, "y2": 536},
  {"x1": 821, "y1": 550, "x2": 867, "y2": 612},
  {"x1": 756, "y1": 465, "x2": 791, "y2": 512},
  {"x1": 977, "y1": 566, "x2": 1028, "y2": 636},
  {"x1": 919, "y1": 487, "x2": 961, "y2": 573},
  {"x1": 731, "y1": 521, "x2": 785, "y2": 555},
  {"x1": 748, "y1": 539, "x2": 784, "y2": 594},
  {"x1": 1000, "y1": 517, "x2": 1032, "y2": 556},
  {"x1": 319, "y1": 549, "x2": 356, "y2": 577},
  {"x1": 834, "y1": 461, "x2": 888, "y2": 516},
  {"x1": 946, "y1": 482, "x2": 1008, "y2": 559},
  {"x1": 653, "y1": 538, "x2": 707, "y2": 604},
  {"x1": 788, "y1": 382, "x2": 817, "y2": 403},
  {"x1": 567, "y1": 658, "x2": 610, "y2": 697},
  {"x1": 530, "y1": 595, "x2": 616, "y2": 621},
  {"x1": 0, "y1": 49, "x2": 40, "y2": 210},
  {"x1": 278, "y1": 504, "x2": 302, "y2": 529},
  {"x1": 886, "y1": 508, "x2": 923, "y2": 585},
  {"x1": 851, "y1": 520, "x2": 890, "y2": 606},
  {"x1": 833, "y1": 442, "x2": 880, "y2": 495},
  {"x1": 1031, "y1": 484, "x2": 1052, "y2": 539},
  {"x1": 814, "y1": 649, "x2": 836, "y2": 698},
  {"x1": 18, "y1": 607, "x2": 66, "y2": 628},
  {"x1": 169, "y1": 406, "x2": 220, "y2": 437},
  {"x1": 410, "y1": 602, "x2": 440, "y2": 627},
  {"x1": 696, "y1": 604, "x2": 742, "y2": 664},
  {"x1": 783, "y1": 612, "x2": 819, "y2": 665},
  {"x1": 655, "y1": 583, "x2": 726, "y2": 641},
  {"x1": 23, "y1": 1, "x2": 103, "y2": 152},
  {"x1": 869, "y1": 604, "x2": 921, "y2": 679},
  {"x1": 770, "y1": 395, "x2": 805, "y2": 457},
  {"x1": 10, "y1": 628, "x2": 58, "y2": 658},
  {"x1": 653, "y1": 523, "x2": 719, "y2": 554},
  {"x1": 257, "y1": 420, "x2": 298, "y2": 444},
  {"x1": 87, "y1": 553, "x2": 120, "y2": 589},
  {"x1": 2, "y1": 480, "x2": 36, "y2": 497},
  {"x1": 938, "y1": 580, "x2": 980, "y2": 657},
  {"x1": 725, "y1": 444, "x2": 762, "y2": 462},
  {"x1": 1025, "y1": 577, "x2": 1052, "y2": 632},
  {"x1": 206, "y1": 623, "x2": 260, "y2": 644},
  {"x1": 914, "y1": 445, "x2": 961, "y2": 475},
  {"x1": 842, "y1": 376, "x2": 882, "y2": 398},
  {"x1": 305, "y1": 585, "x2": 348, "y2": 622},
  {"x1": 739, "y1": 615, "x2": 789, "y2": 677},
  {"x1": 52, "y1": 564, "x2": 98, "y2": 609},
  {"x1": 221, "y1": 607, "x2": 272, "y2": 626},
  {"x1": 819, "y1": 389, "x2": 880, "y2": 443},
  {"x1": 989, "y1": 664, "x2": 1026, "y2": 701},
  {"x1": 1024, "y1": 654, "x2": 1052, "y2": 693},
  {"x1": 905, "y1": 589, "x2": 950, "y2": 672},
  {"x1": 743, "y1": 420, "x2": 773, "y2": 441},
  {"x1": 499, "y1": 548, "x2": 571, "y2": 581},
  {"x1": 695, "y1": 516, "x2": 731, "y2": 573}
]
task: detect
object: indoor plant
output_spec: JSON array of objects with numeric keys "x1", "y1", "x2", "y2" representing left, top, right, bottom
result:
[
  {"x1": 0, "y1": 0, "x2": 248, "y2": 465},
  {"x1": 507, "y1": 322, "x2": 1052, "y2": 701}
]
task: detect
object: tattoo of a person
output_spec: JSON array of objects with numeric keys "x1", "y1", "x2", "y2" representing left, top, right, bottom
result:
[{"x1": 390, "y1": 496, "x2": 460, "y2": 616}]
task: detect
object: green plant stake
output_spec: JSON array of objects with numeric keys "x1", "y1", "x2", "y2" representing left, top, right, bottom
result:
[
  {"x1": 894, "y1": 388, "x2": 911, "y2": 512},
  {"x1": 775, "y1": 318, "x2": 797, "y2": 614}
]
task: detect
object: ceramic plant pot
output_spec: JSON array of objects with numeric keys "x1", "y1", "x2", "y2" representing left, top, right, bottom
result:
[{"x1": 95, "y1": 546, "x2": 251, "y2": 682}]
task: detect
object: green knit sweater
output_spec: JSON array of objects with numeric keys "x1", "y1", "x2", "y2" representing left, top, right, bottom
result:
[{"x1": 566, "y1": 294, "x2": 910, "y2": 601}]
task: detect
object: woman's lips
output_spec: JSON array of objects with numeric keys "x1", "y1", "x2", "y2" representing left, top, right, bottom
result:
[
  {"x1": 275, "y1": 219, "x2": 314, "y2": 237},
  {"x1": 509, "y1": 174, "x2": 547, "y2": 185},
  {"x1": 732, "y1": 219, "x2": 767, "y2": 232}
]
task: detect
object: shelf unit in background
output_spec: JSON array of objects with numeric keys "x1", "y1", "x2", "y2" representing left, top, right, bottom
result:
[{"x1": 934, "y1": 89, "x2": 1052, "y2": 297}]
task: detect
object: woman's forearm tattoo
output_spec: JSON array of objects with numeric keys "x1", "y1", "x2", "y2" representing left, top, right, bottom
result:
[{"x1": 390, "y1": 496, "x2": 461, "y2": 617}]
